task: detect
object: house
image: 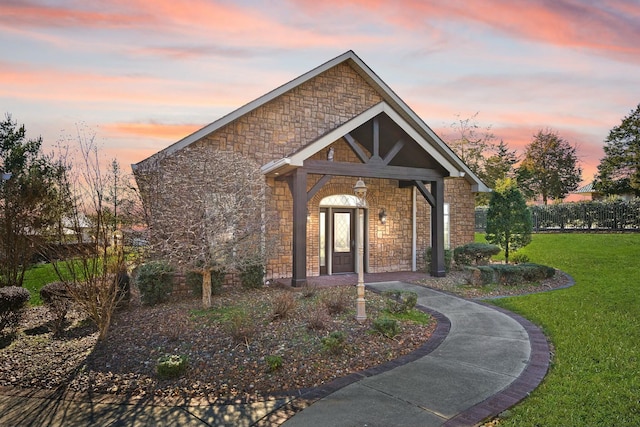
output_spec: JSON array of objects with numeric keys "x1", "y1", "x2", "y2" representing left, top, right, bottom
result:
[{"x1": 132, "y1": 51, "x2": 489, "y2": 287}]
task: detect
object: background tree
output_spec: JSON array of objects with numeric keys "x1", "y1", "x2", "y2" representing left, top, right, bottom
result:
[
  {"x1": 485, "y1": 178, "x2": 532, "y2": 264},
  {"x1": 0, "y1": 114, "x2": 67, "y2": 287},
  {"x1": 446, "y1": 112, "x2": 496, "y2": 177},
  {"x1": 517, "y1": 129, "x2": 582, "y2": 204},
  {"x1": 594, "y1": 103, "x2": 640, "y2": 197},
  {"x1": 477, "y1": 139, "x2": 518, "y2": 205}
]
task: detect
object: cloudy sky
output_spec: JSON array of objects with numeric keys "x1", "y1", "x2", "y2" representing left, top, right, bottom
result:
[{"x1": 2, "y1": 0, "x2": 639, "y2": 184}]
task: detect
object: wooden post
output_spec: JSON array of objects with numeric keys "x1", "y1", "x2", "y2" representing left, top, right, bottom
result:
[
  {"x1": 430, "y1": 179, "x2": 446, "y2": 277},
  {"x1": 291, "y1": 169, "x2": 308, "y2": 287}
]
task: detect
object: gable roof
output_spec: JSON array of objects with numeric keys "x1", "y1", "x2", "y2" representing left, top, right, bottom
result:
[{"x1": 133, "y1": 50, "x2": 489, "y2": 192}]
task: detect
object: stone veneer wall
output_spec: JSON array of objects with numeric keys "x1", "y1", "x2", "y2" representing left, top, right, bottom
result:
[{"x1": 136, "y1": 61, "x2": 477, "y2": 281}]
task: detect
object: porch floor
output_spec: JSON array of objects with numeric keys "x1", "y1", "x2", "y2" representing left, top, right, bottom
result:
[{"x1": 279, "y1": 271, "x2": 430, "y2": 287}]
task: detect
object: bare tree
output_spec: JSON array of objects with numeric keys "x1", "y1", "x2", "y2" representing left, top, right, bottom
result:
[
  {"x1": 134, "y1": 150, "x2": 274, "y2": 307},
  {"x1": 446, "y1": 112, "x2": 496, "y2": 178},
  {"x1": 50, "y1": 127, "x2": 128, "y2": 340}
]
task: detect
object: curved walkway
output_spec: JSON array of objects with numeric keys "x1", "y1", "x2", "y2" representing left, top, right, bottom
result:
[
  {"x1": 281, "y1": 281, "x2": 550, "y2": 427},
  {"x1": 0, "y1": 281, "x2": 549, "y2": 427}
]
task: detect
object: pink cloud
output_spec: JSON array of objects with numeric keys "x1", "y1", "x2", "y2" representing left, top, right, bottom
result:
[{"x1": 102, "y1": 122, "x2": 202, "y2": 140}]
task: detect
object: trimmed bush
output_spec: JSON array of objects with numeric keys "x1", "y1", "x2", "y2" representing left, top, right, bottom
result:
[
  {"x1": 156, "y1": 354, "x2": 188, "y2": 379},
  {"x1": 383, "y1": 290, "x2": 418, "y2": 314},
  {"x1": 510, "y1": 253, "x2": 530, "y2": 264},
  {"x1": 463, "y1": 263, "x2": 555, "y2": 286},
  {"x1": 239, "y1": 264, "x2": 264, "y2": 289},
  {"x1": 372, "y1": 317, "x2": 400, "y2": 338},
  {"x1": 135, "y1": 261, "x2": 175, "y2": 306},
  {"x1": 40, "y1": 281, "x2": 73, "y2": 334},
  {"x1": 0, "y1": 286, "x2": 30, "y2": 331},
  {"x1": 454, "y1": 243, "x2": 501, "y2": 266},
  {"x1": 424, "y1": 247, "x2": 453, "y2": 273}
]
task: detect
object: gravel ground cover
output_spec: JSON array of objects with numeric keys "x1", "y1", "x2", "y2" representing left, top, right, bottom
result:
[{"x1": 0, "y1": 285, "x2": 434, "y2": 403}]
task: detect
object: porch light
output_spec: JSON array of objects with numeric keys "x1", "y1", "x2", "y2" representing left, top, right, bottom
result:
[
  {"x1": 353, "y1": 178, "x2": 367, "y2": 322},
  {"x1": 379, "y1": 208, "x2": 387, "y2": 224},
  {"x1": 353, "y1": 178, "x2": 367, "y2": 206}
]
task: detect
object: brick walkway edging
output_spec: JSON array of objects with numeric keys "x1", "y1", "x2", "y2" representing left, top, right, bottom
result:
[{"x1": 442, "y1": 303, "x2": 550, "y2": 427}]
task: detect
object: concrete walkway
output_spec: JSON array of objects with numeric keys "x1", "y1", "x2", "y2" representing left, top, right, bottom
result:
[
  {"x1": 282, "y1": 282, "x2": 549, "y2": 427},
  {"x1": 0, "y1": 281, "x2": 549, "y2": 426}
]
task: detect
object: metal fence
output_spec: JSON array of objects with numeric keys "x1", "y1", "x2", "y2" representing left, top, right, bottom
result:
[{"x1": 475, "y1": 199, "x2": 640, "y2": 232}]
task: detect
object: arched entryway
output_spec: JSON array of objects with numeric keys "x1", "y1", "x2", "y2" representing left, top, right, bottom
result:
[{"x1": 318, "y1": 195, "x2": 367, "y2": 275}]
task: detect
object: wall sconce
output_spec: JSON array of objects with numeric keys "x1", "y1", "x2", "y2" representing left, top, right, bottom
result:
[{"x1": 379, "y1": 208, "x2": 387, "y2": 224}]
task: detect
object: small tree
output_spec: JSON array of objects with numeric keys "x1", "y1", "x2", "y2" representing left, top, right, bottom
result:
[
  {"x1": 50, "y1": 127, "x2": 128, "y2": 340},
  {"x1": 594, "y1": 103, "x2": 640, "y2": 197},
  {"x1": 517, "y1": 129, "x2": 582, "y2": 204},
  {"x1": 485, "y1": 179, "x2": 532, "y2": 264},
  {"x1": 134, "y1": 150, "x2": 274, "y2": 308}
]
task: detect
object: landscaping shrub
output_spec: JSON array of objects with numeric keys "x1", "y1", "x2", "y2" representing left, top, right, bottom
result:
[
  {"x1": 510, "y1": 253, "x2": 530, "y2": 264},
  {"x1": 321, "y1": 331, "x2": 346, "y2": 354},
  {"x1": 135, "y1": 261, "x2": 175, "y2": 306},
  {"x1": 156, "y1": 354, "x2": 188, "y2": 379},
  {"x1": 305, "y1": 306, "x2": 330, "y2": 331},
  {"x1": 323, "y1": 287, "x2": 349, "y2": 315},
  {"x1": 271, "y1": 291, "x2": 297, "y2": 320},
  {"x1": 463, "y1": 263, "x2": 555, "y2": 286},
  {"x1": 520, "y1": 263, "x2": 556, "y2": 282},
  {"x1": 454, "y1": 242, "x2": 501, "y2": 266},
  {"x1": 239, "y1": 264, "x2": 264, "y2": 289},
  {"x1": 372, "y1": 317, "x2": 400, "y2": 338},
  {"x1": 301, "y1": 282, "x2": 318, "y2": 299},
  {"x1": 225, "y1": 309, "x2": 256, "y2": 343},
  {"x1": 0, "y1": 286, "x2": 30, "y2": 332},
  {"x1": 424, "y1": 247, "x2": 453, "y2": 272},
  {"x1": 383, "y1": 290, "x2": 418, "y2": 314},
  {"x1": 40, "y1": 281, "x2": 73, "y2": 334},
  {"x1": 265, "y1": 355, "x2": 283, "y2": 372},
  {"x1": 186, "y1": 271, "x2": 202, "y2": 297},
  {"x1": 187, "y1": 268, "x2": 225, "y2": 298},
  {"x1": 116, "y1": 268, "x2": 130, "y2": 306}
]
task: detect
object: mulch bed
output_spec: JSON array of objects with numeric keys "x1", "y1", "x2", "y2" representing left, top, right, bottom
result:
[
  {"x1": 0, "y1": 271, "x2": 571, "y2": 404},
  {"x1": 0, "y1": 285, "x2": 434, "y2": 404}
]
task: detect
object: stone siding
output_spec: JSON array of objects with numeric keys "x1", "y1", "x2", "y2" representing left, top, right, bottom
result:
[{"x1": 136, "y1": 61, "x2": 478, "y2": 282}]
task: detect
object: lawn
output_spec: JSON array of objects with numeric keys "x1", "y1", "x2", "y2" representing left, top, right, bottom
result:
[{"x1": 478, "y1": 233, "x2": 640, "y2": 426}]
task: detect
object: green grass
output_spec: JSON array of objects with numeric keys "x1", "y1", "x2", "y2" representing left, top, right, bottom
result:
[
  {"x1": 22, "y1": 263, "x2": 62, "y2": 305},
  {"x1": 476, "y1": 233, "x2": 640, "y2": 426},
  {"x1": 22, "y1": 260, "x2": 93, "y2": 305}
]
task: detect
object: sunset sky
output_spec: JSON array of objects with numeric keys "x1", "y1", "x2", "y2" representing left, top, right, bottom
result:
[{"x1": 2, "y1": 0, "x2": 639, "y2": 185}]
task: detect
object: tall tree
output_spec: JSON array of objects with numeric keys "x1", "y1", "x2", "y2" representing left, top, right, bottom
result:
[
  {"x1": 0, "y1": 114, "x2": 67, "y2": 287},
  {"x1": 477, "y1": 139, "x2": 518, "y2": 205},
  {"x1": 594, "y1": 103, "x2": 640, "y2": 197},
  {"x1": 446, "y1": 112, "x2": 496, "y2": 178},
  {"x1": 485, "y1": 178, "x2": 532, "y2": 264},
  {"x1": 517, "y1": 129, "x2": 582, "y2": 204}
]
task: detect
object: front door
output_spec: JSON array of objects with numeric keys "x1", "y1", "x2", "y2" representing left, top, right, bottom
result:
[{"x1": 332, "y1": 209, "x2": 355, "y2": 273}]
